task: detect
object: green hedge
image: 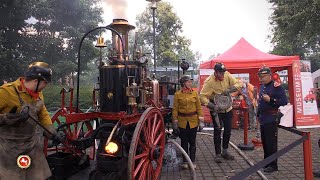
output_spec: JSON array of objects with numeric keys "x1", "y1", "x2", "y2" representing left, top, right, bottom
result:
[{"x1": 42, "y1": 84, "x2": 94, "y2": 111}]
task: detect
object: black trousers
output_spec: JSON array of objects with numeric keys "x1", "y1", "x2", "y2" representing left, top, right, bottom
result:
[
  {"x1": 260, "y1": 121, "x2": 278, "y2": 169},
  {"x1": 179, "y1": 122, "x2": 198, "y2": 162},
  {"x1": 211, "y1": 110, "x2": 233, "y2": 155}
]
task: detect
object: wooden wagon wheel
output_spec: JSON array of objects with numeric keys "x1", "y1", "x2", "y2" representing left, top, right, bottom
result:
[
  {"x1": 128, "y1": 107, "x2": 165, "y2": 180},
  {"x1": 44, "y1": 107, "x2": 96, "y2": 160}
]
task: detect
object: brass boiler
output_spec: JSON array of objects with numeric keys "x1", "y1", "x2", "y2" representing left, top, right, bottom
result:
[{"x1": 99, "y1": 19, "x2": 160, "y2": 113}]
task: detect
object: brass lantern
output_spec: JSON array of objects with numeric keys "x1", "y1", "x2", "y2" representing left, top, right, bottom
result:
[{"x1": 95, "y1": 35, "x2": 107, "y2": 48}]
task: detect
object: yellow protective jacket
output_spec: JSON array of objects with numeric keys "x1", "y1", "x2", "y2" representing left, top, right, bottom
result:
[
  {"x1": 172, "y1": 90, "x2": 203, "y2": 129},
  {"x1": 0, "y1": 78, "x2": 52, "y2": 126},
  {"x1": 0, "y1": 78, "x2": 53, "y2": 180},
  {"x1": 200, "y1": 71, "x2": 242, "y2": 113}
]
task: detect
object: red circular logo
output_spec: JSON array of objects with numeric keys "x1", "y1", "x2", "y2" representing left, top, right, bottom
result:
[{"x1": 17, "y1": 155, "x2": 31, "y2": 169}]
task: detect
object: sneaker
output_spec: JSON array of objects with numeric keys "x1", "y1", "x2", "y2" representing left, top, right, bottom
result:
[
  {"x1": 263, "y1": 166, "x2": 278, "y2": 173},
  {"x1": 221, "y1": 152, "x2": 234, "y2": 160},
  {"x1": 215, "y1": 154, "x2": 222, "y2": 163},
  {"x1": 180, "y1": 163, "x2": 189, "y2": 169}
]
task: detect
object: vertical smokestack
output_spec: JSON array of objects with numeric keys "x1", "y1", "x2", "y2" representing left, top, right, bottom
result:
[
  {"x1": 107, "y1": 19, "x2": 135, "y2": 62},
  {"x1": 104, "y1": 0, "x2": 128, "y2": 19}
]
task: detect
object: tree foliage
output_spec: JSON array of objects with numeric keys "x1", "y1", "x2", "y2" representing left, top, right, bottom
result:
[
  {"x1": 0, "y1": 0, "x2": 36, "y2": 80},
  {"x1": 0, "y1": 0, "x2": 104, "y2": 82},
  {"x1": 135, "y1": 2, "x2": 198, "y2": 68},
  {"x1": 268, "y1": 0, "x2": 320, "y2": 71}
]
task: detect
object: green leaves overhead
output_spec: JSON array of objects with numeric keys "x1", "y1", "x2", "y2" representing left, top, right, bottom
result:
[
  {"x1": 268, "y1": 0, "x2": 320, "y2": 58},
  {"x1": 0, "y1": 0, "x2": 104, "y2": 82},
  {"x1": 135, "y1": 2, "x2": 198, "y2": 67},
  {"x1": 0, "y1": 0, "x2": 202, "y2": 84}
]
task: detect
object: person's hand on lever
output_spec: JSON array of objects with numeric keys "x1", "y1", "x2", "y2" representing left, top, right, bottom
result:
[{"x1": 51, "y1": 131, "x2": 66, "y2": 146}]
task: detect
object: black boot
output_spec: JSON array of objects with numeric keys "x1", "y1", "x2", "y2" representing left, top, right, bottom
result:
[
  {"x1": 221, "y1": 149, "x2": 234, "y2": 160},
  {"x1": 189, "y1": 146, "x2": 196, "y2": 162}
]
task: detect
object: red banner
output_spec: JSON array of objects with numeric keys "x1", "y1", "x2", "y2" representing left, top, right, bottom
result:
[{"x1": 292, "y1": 60, "x2": 320, "y2": 128}]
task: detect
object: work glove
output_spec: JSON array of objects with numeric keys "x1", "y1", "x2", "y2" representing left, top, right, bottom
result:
[
  {"x1": 0, "y1": 107, "x2": 29, "y2": 126},
  {"x1": 198, "y1": 117, "x2": 205, "y2": 131},
  {"x1": 172, "y1": 120, "x2": 180, "y2": 137},
  {"x1": 207, "y1": 102, "x2": 219, "y2": 112},
  {"x1": 50, "y1": 131, "x2": 66, "y2": 146}
]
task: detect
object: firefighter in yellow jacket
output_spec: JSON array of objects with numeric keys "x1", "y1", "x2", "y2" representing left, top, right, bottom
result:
[
  {"x1": 200, "y1": 62, "x2": 242, "y2": 163},
  {"x1": 172, "y1": 75, "x2": 203, "y2": 169},
  {"x1": 0, "y1": 62, "x2": 63, "y2": 180}
]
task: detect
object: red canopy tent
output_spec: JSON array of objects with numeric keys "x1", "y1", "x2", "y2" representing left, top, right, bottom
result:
[
  {"x1": 200, "y1": 37, "x2": 299, "y2": 71},
  {"x1": 199, "y1": 38, "x2": 300, "y2": 124},
  {"x1": 199, "y1": 37, "x2": 300, "y2": 106}
]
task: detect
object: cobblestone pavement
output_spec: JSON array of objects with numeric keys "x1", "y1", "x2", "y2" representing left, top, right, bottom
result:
[
  {"x1": 161, "y1": 127, "x2": 320, "y2": 180},
  {"x1": 69, "y1": 127, "x2": 320, "y2": 180}
]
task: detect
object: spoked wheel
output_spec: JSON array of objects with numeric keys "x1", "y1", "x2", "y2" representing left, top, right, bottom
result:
[
  {"x1": 128, "y1": 107, "x2": 165, "y2": 180},
  {"x1": 44, "y1": 107, "x2": 96, "y2": 160}
]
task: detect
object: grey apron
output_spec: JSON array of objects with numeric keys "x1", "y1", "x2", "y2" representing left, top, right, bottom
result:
[{"x1": 0, "y1": 99, "x2": 51, "y2": 180}]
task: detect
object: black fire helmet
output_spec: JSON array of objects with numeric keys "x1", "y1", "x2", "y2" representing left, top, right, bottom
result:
[
  {"x1": 25, "y1": 62, "x2": 52, "y2": 82},
  {"x1": 214, "y1": 62, "x2": 226, "y2": 73}
]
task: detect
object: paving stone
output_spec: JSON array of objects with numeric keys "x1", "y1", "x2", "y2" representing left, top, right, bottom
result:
[{"x1": 69, "y1": 127, "x2": 320, "y2": 179}]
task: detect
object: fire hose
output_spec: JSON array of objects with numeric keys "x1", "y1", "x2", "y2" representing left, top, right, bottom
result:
[
  {"x1": 165, "y1": 130, "x2": 197, "y2": 180},
  {"x1": 22, "y1": 106, "x2": 88, "y2": 165},
  {"x1": 197, "y1": 132, "x2": 268, "y2": 180},
  {"x1": 167, "y1": 139, "x2": 197, "y2": 180}
]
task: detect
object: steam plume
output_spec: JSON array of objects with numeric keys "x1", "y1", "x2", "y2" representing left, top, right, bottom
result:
[{"x1": 104, "y1": 0, "x2": 127, "y2": 19}]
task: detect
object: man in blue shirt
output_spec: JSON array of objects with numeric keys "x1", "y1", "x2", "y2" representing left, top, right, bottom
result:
[{"x1": 257, "y1": 66, "x2": 288, "y2": 173}]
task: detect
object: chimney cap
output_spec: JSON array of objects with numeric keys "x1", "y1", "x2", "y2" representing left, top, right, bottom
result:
[{"x1": 108, "y1": 19, "x2": 135, "y2": 31}]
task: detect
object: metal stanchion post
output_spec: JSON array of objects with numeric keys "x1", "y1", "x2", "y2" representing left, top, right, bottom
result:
[
  {"x1": 238, "y1": 107, "x2": 254, "y2": 150},
  {"x1": 303, "y1": 132, "x2": 314, "y2": 180}
]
